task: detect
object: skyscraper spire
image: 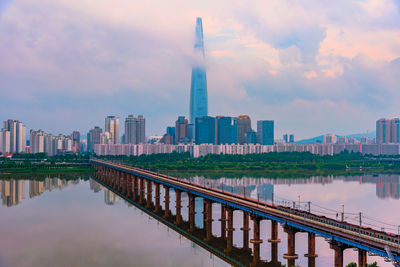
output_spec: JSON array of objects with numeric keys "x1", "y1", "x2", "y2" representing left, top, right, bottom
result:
[{"x1": 190, "y1": 17, "x2": 208, "y2": 124}]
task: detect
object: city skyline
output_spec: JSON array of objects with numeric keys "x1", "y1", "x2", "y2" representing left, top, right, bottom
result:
[{"x1": 1, "y1": 1, "x2": 400, "y2": 139}]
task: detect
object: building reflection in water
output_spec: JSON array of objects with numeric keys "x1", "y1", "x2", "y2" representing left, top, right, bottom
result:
[
  {"x1": 186, "y1": 174, "x2": 400, "y2": 201},
  {"x1": 1, "y1": 177, "x2": 82, "y2": 207},
  {"x1": 104, "y1": 190, "x2": 119, "y2": 205},
  {"x1": 0, "y1": 180, "x2": 25, "y2": 207}
]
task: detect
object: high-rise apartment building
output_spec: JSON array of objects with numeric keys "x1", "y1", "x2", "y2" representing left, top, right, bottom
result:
[
  {"x1": 237, "y1": 115, "x2": 251, "y2": 144},
  {"x1": 175, "y1": 116, "x2": 189, "y2": 144},
  {"x1": 0, "y1": 120, "x2": 26, "y2": 154},
  {"x1": 136, "y1": 115, "x2": 146, "y2": 144},
  {"x1": 216, "y1": 116, "x2": 237, "y2": 145},
  {"x1": 87, "y1": 126, "x2": 102, "y2": 152},
  {"x1": 105, "y1": 116, "x2": 119, "y2": 144},
  {"x1": 195, "y1": 116, "x2": 215, "y2": 144},
  {"x1": 124, "y1": 115, "x2": 146, "y2": 144},
  {"x1": 257, "y1": 120, "x2": 274, "y2": 145},
  {"x1": 190, "y1": 17, "x2": 208, "y2": 124},
  {"x1": 323, "y1": 134, "x2": 337, "y2": 144},
  {"x1": 289, "y1": 134, "x2": 295, "y2": 143},
  {"x1": 376, "y1": 118, "x2": 400, "y2": 144},
  {"x1": 30, "y1": 130, "x2": 45, "y2": 154},
  {"x1": 246, "y1": 129, "x2": 257, "y2": 145},
  {"x1": 71, "y1": 131, "x2": 80, "y2": 153}
]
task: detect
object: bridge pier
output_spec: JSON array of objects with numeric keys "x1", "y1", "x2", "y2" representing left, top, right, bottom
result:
[
  {"x1": 330, "y1": 241, "x2": 350, "y2": 267},
  {"x1": 219, "y1": 205, "x2": 227, "y2": 240},
  {"x1": 250, "y1": 216, "x2": 263, "y2": 266},
  {"x1": 154, "y1": 183, "x2": 161, "y2": 213},
  {"x1": 139, "y1": 177, "x2": 145, "y2": 204},
  {"x1": 240, "y1": 212, "x2": 250, "y2": 251},
  {"x1": 126, "y1": 174, "x2": 133, "y2": 198},
  {"x1": 304, "y1": 232, "x2": 318, "y2": 267},
  {"x1": 146, "y1": 180, "x2": 153, "y2": 208},
  {"x1": 163, "y1": 186, "x2": 170, "y2": 218},
  {"x1": 122, "y1": 173, "x2": 127, "y2": 195},
  {"x1": 358, "y1": 249, "x2": 367, "y2": 267},
  {"x1": 133, "y1": 176, "x2": 139, "y2": 200},
  {"x1": 224, "y1": 207, "x2": 235, "y2": 254},
  {"x1": 204, "y1": 199, "x2": 213, "y2": 241},
  {"x1": 268, "y1": 220, "x2": 281, "y2": 264},
  {"x1": 283, "y1": 226, "x2": 299, "y2": 267},
  {"x1": 118, "y1": 171, "x2": 123, "y2": 192},
  {"x1": 174, "y1": 189, "x2": 182, "y2": 225},
  {"x1": 188, "y1": 194, "x2": 196, "y2": 232}
]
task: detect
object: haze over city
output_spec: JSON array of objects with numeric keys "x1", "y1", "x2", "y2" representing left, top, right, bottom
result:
[{"x1": 1, "y1": 0, "x2": 400, "y2": 139}]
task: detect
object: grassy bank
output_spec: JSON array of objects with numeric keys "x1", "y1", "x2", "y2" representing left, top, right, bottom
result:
[
  {"x1": 0, "y1": 165, "x2": 94, "y2": 175},
  {"x1": 98, "y1": 151, "x2": 400, "y2": 178}
]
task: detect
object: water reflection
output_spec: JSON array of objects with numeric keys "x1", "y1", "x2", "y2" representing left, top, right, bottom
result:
[
  {"x1": 0, "y1": 180, "x2": 25, "y2": 207},
  {"x1": 184, "y1": 174, "x2": 400, "y2": 201}
]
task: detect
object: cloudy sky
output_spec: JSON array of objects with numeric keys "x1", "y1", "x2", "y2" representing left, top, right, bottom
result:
[{"x1": 1, "y1": 0, "x2": 400, "y2": 140}]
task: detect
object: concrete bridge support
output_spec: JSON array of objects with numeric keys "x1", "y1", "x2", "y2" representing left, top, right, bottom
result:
[
  {"x1": 330, "y1": 242, "x2": 349, "y2": 267},
  {"x1": 240, "y1": 212, "x2": 250, "y2": 251},
  {"x1": 126, "y1": 175, "x2": 133, "y2": 198},
  {"x1": 163, "y1": 186, "x2": 170, "y2": 218},
  {"x1": 250, "y1": 216, "x2": 263, "y2": 266},
  {"x1": 139, "y1": 177, "x2": 145, "y2": 204},
  {"x1": 224, "y1": 207, "x2": 235, "y2": 253},
  {"x1": 358, "y1": 249, "x2": 367, "y2": 267},
  {"x1": 283, "y1": 226, "x2": 299, "y2": 267},
  {"x1": 219, "y1": 205, "x2": 227, "y2": 240},
  {"x1": 268, "y1": 220, "x2": 281, "y2": 264},
  {"x1": 146, "y1": 180, "x2": 153, "y2": 208},
  {"x1": 204, "y1": 199, "x2": 213, "y2": 241},
  {"x1": 133, "y1": 176, "x2": 139, "y2": 200},
  {"x1": 304, "y1": 232, "x2": 318, "y2": 267},
  {"x1": 188, "y1": 194, "x2": 196, "y2": 232},
  {"x1": 175, "y1": 189, "x2": 182, "y2": 225},
  {"x1": 154, "y1": 183, "x2": 161, "y2": 213}
]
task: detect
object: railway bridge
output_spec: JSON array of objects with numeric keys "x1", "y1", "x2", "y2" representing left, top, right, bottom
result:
[{"x1": 91, "y1": 159, "x2": 400, "y2": 267}]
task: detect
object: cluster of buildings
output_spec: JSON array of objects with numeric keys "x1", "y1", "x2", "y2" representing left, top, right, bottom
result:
[
  {"x1": 87, "y1": 115, "x2": 146, "y2": 152},
  {"x1": 160, "y1": 115, "x2": 274, "y2": 146},
  {"x1": 29, "y1": 130, "x2": 77, "y2": 156},
  {"x1": 0, "y1": 120, "x2": 26, "y2": 154},
  {"x1": 3, "y1": 19, "x2": 400, "y2": 159},
  {"x1": 93, "y1": 142, "x2": 400, "y2": 157}
]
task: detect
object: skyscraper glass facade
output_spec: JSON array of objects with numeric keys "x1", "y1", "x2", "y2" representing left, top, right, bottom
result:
[
  {"x1": 257, "y1": 120, "x2": 274, "y2": 145},
  {"x1": 190, "y1": 17, "x2": 208, "y2": 124},
  {"x1": 217, "y1": 116, "x2": 237, "y2": 145},
  {"x1": 195, "y1": 116, "x2": 215, "y2": 144}
]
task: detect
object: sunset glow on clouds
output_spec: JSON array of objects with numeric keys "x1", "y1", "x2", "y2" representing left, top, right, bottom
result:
[{"x1": 0, "y1": 0, "x2": 399, "y2": 138}]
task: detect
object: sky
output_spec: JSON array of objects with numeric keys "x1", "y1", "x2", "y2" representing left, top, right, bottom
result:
[{"x1": 1, "y1": 0, "x2": 400, "y2": 140}]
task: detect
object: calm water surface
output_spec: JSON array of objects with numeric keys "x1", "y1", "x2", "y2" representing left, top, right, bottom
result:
[{"x1": 0, "y1": 174, "x2": 399, "y2": 267}]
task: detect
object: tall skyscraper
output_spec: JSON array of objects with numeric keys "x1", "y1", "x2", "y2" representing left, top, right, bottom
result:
[
  {"x1": 124, "y1": 115, "x2": 146, "y2": 144},
  {"x1": 195, "y1": 116, "x2": 215, "y2": 144},
  {"x1": 289, "y1": 134, "x2": 295, "y2": 143},
  {"x1": 105, "y1": 116, "x2": 119, "y2": 144},
  {"x1": 376, "y1": 118, "x2": 400, "y2": 144},
  {"x1": 190, "y1": 17, "x2": 208, "y2": 124},
  {"x1": 125, "y1": 115, "x2": 136, "y2": 144},
  {"x1": 175, "y1": 116, "x2": 189, "y2": 144},
  {"x1": 136, "y1": 115, "x2": 146, "y2": 144},
  {"x1": 216, "y1": 116, "x2": 237, "y2": 145},
  {"x1": 245, "y1": 129, "x2": 257, "y2": 145},
  {"x1": 237, "y1": 115, "x2": 251, "y2": 144},
  {"x1": 257, "y1": 120, "x2": 274, "y2": 145},
  {"x1": 71, "y1": 131, "x2": 80, "y2": 153},
  {"x1": 283, "y1": 134, "x2": 288, "y2": 144},
  {"x1": 87, "y1": 126, "x2": 102, "y2": 152},
  {"x1": 0, "y1": 120, "x2": 26, "y2": 154}
]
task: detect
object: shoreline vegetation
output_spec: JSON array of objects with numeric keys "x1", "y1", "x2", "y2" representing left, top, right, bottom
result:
[
  {"x1": 0, "y1": 153, "x2": 94, "y2": 175},
  {"x1": 2, "y1": 151, "x2": 400, "y2": 178},
  {"x1": 98, "y1": 151, "x2": 400, "y2": 178}
]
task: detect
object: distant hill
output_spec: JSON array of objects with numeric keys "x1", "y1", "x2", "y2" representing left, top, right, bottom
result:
[{"x1": 296, "y1": 132, "x2": 376, "y2": 144}]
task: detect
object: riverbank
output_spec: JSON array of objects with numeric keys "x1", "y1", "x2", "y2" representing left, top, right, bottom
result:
[{"x1": 0, "y1": 165, "x2": 94, "y2": 175}]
